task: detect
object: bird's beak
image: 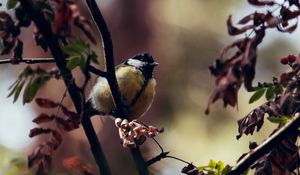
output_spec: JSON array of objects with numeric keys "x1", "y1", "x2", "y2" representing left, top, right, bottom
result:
[{"x1": 151, "y1": 62, "x2": 159, "y2": 66}]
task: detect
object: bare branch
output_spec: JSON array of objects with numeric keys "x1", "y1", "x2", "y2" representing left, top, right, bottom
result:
[
  {"x1": 0, "y1": 58, "x2": 56, "y2": 64},
  {"x1": 85, "y1": 0, "x2": 129, "y2": 119},
  {"x1": 84, "y1": 1, "x2": 149, "y2": 174}
]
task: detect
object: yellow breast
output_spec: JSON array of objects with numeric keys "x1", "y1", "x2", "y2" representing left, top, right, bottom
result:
[{"x1": 90, "y1": 66, "x2": 156, "y2": 118}]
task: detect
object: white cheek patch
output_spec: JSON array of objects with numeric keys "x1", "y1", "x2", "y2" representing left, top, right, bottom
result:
[{"x1": 127, "y1": 58, "x2": 146, "y2": 68}]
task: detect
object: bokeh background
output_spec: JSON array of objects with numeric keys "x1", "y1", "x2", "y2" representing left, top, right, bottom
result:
[{"x1": 0, "y1": 0, "x2": 299, "y2": 174}]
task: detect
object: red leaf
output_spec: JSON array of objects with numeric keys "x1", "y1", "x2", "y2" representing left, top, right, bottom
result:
[
  {"x1": 29, "y1": 128, "x2": 51, "y2": 138},
  {"x1": 55, "y1": 118, "x2": 79, "y2": 131},
  {"x1": 35, "y1": 98, "x2": 58, "y2": 108},
  {"x1": 32, "y1": 113, "x2": 55, "y2": 124},
  {"x1": 227, "y1": 15, "x2": 254, "y2": 35},
  {"x1": 248, "y1": 0, "x2": 275, "y2": 6},
  {"x1": 50, "y1": 130, "x2": 62, "y2": 149},
  {"x1": 53, "y1": 0, "x2": 71, "y2": 34},
  {"x1": 61, "y1": 106, "x2": 79, "y2": 120}
]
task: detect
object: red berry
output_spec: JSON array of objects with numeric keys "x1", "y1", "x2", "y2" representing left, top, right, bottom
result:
[
  {"x1": 287, "y1": 55, "x2": 296, "y2": 63},
  {"x1": 280, "y1": 55, "x2": 296, "y2": 64}
]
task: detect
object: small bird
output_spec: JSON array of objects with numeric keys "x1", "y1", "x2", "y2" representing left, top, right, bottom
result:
[{"x1": 89, "y1": 53, "x2": 158, "y2": 119}]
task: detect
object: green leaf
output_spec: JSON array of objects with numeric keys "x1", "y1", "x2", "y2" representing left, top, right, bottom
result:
[
  {"x1": 66, "y1": 56, "x2": 83, "y2": 70},
  {"x1": 6, "y1": 0, "x2": 18, "y2": 9},
  {"x1": 265, "y1": 86, "x2": 275, "y2": 100},
  {"x1": 249, "y1": 88, "x2": 265, "y2": 104},
  {"x1": 7, "y1": 79, "x2": 21, "y2": 98},
  {"x1": 267, "y1": 116, "x2": 291, "y2": 127},
  {"x1": 197, "y1": 165, "x2": 210, "y2": 171},
  {"x1": 215, "y1": 161, "x2": 224, "y2": 173},
  {"x1": 23, "y1": 76, "x2": 50, "y2": 104},
  {"x1": 274, "y1": 84, "x2": 283, "y2": 94},
  {"x1": 63, "y1": 39, "x2": 87, "y2": 57},
  {"x1": 13, "y1": 80, "x2": 25, "y2": 103},
  {"x1": 79, "y1": 57, "x2": 87, "y2": 72},
  {"x1": 8, "y1": 79, "x2": 20, "y2": 90},
  {"x1": 208, "y1": 160, "x2": 217, "y2": 168},
  {"x1": 20, "y1": 66, "x2": 34, "y2": 78},
  {"x1": 221, "y1": 165, "x2": 232, "y2": 175},
  {"x1": 63, "y1": 45, "x2": 85, "y2": 57},
  {"x1": 89, "y1": 51, "x2": 99, "y2": 64}
]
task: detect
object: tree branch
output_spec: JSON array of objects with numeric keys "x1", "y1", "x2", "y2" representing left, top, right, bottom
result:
[
  {"x1": 84, "y1": 1, "x2": 149, "y2": 174},
  {"x1": 0, "y1": 58, "x2": 56, "y2": 64},
  {"x1": 229, "y1": 114, "x2": 300, "y2": 175},
  {"x1": 85, "y1": 0, "x2": 129, "y2": 118},
  {"x1": 0, "y1": 58, "x2": 106, "y2": 77},
  {"x1": 17, "y1": 0, "x2": 111, "y2": 174}
]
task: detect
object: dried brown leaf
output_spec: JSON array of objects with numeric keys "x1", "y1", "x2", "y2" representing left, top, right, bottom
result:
[
  {"x1": 55, "y1": 118, "x2": 79, "y2": 131},
  {"x1": 280, "y1": 7, "x2": 300, "y2": 21},
  {"x1": 277, "y1": 22, "x2": 298, "y2": 33},
  {"x1": 29, "y1": 128, "x2": 51, "y2": 138},
  {"x1": 206, "y1": 66, "x2": 242, "y2": 114},
  {"x1": 248, "y1": 0, "x2": 275, "y2": 6},
  {"x1": 227, "y1": 15, "x2": 255, "y2": 35},
  {"x1": 35, "y1": 98, "x2": 59, "y2": 108}
]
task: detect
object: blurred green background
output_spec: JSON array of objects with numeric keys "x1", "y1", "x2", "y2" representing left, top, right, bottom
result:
[{"x1": 0, "y1": 0, "x2": 299, "y2": 174}]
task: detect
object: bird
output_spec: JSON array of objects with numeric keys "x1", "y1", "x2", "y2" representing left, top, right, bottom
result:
[{"x1": 89, "y1": 53, "x2": 158, "y2": 119}]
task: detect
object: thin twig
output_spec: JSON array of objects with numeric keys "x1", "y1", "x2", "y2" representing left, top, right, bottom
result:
[
  {"x1": 228, "y1": 114, "x2": 300, "y2": 175},
  {"x1": 165, "y1": 155, "x2": 191, "y2": 165},
  {"x1": 146, "y1": 151, "x2": 170, "y2": 166},
  {"x1": 146, "y1": 137, "x2": 191, "y2": 166},
  {"x1": 146, "y1": 152, "x2": 192, "y2": 166},
  {"x1": 152, "y1": 138, "x2": 164, "y2": 153},
  {"x1": 0, "y1": 58, "x2": 56, "y2": 64},
  {"x1": 17, "y1": 0, "x2": 112, "y2": 174}
]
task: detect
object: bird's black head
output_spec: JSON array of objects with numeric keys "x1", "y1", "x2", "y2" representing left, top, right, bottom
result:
[{"x1": 125, "y1": 53, "x2": 158, "y2": 80}]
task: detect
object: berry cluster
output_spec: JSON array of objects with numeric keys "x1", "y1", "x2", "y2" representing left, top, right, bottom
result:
[
  {"x1": 115, "y1": 118, "x2": 163, "y2": 148},
  {"x1": 280, "y1": 54, "x2": 297, "y2": 65}
]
